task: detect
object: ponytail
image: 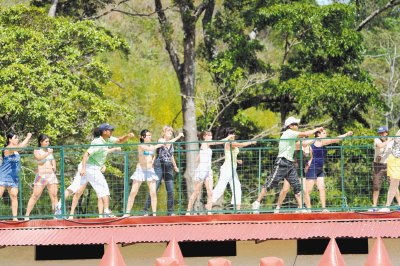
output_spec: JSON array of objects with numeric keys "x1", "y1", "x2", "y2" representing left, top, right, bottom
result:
[{"x1": 2, "y1": 133, "x2": 14, "y2": 158}]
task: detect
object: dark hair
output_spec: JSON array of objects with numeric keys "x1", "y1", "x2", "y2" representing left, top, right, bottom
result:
[
  {"x1": 140, "y1": 129, "x2": 150, "y2": 143},
  {"x1": 93, "y1": 127, "x2": 102, "y2": 138},
  {"x1": 198, "y1": 131, "x2": 211, "y2": 141},
  {"x1": 37, "y1": 134, "x2": 50, "y2": 147},
  {"x1": 2, "y1": 133, "x2": 15, "y2": 158},
  {"x1": 315, "y1": 129, "x2": 323, "y2": 138},
  {"x1": 225, "y1": 128, "x2": 235, "y2": 136}
]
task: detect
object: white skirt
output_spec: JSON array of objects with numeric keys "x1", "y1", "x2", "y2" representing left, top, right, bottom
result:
[{"x1": 131, "y1": 165, "x2": 159, "y2": 182}]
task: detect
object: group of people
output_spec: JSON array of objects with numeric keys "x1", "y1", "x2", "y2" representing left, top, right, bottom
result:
[{"x1": 1, "y1": 118, "x2": 399, "y2": 220}]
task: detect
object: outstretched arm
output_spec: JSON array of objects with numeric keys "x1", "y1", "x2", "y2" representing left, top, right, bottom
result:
[
  {"x1": 298, "y1": 127, "x2": 324, "y2": 138},
  {"x1": 208, "y1": 134, "x2": 235, "y2": 146},
  {"x1": 18, "y1": 133, "x2": 32, "y2": 148},
  {"x1": 231, "y1": 140, "x2": 257, "y2": 148},
  {"x1": 320, "y1": 131, "x2": 353, "y2": 146},
  {"x1": 166, "y1": 132, "x2": 184, "y2": 143},
  {"x1": 116, "y1": 133, "x2": 135, "y2": 144}
]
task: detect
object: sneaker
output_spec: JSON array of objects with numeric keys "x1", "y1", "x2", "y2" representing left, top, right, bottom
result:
[
  {"x1": 54, "y1": 206, "x2": 62, "y2": 219},
  {"x1": 185, "y1": 212, "x2": 191, "y2": 216},
  {"x1": 103, "y1": 209, "x2": 115, "y2": 218},
  {"x1": 274, "y1": 207, "x2": 280, "y2": 214},
  {"x1": 368, "y1": 208, "x2": 378, "y2": 212},
  {"x1": 379, "y1": 207, "x2": 391, "y2": 212},
  {"x1": 322, "y1": 208, "x2": 330, "y2": 213},
  {"x1": 252, "y1": 201, "x2": 260, "y2": 214},
  {"x1": 295, "y1": 208, "x2": 309, "y2": 213}
]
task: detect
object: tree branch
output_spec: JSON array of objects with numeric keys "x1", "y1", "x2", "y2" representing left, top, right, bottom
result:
[
  {"x1": 357, "y1": 0, "x2": 400, "y2": 31},
  {"x1": 154, "y1": 0, "x2": 182, "y2": 78}
]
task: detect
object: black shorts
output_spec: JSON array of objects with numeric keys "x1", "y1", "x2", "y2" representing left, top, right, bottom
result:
[{"x1": 263, "y1": 157, "x2": 301, "y2": 194}]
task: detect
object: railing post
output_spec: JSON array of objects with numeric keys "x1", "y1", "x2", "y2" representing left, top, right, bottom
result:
[
  {"x1": 229, "y1": 141, "x2": 237, "y2": 214},
  {"x1": 177, "y1": 142, "x2": 182, "y2": 215},
  {"x1": 299, "y1": 139, "x2": 304, "y2": 209},
  {"x1": 60, "y1": 147, "x2": 65, "y2": 218},
  {"x1": 18, "y1": 159, "x2": 23, "y2": 218},
  {"x1": 340, "y1": 145, "x2": 347, "y2": 211},
  {"x1": 123, "y1": 151, "x2": 129, "y2": 215},
  {"x1": 258, "y1": 147, "x2": 262, "y2": 195}
]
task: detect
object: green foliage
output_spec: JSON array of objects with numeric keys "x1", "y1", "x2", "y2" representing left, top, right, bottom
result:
[
  {"x1": 0, "y1": 5, "x2": 128, "y2": 143},
  {"x1": 30, "y1": 0, "x2": 115, "y2": 19},
  {"x1": 281, "y1": 73, "x2": 381, "y2": 129}
]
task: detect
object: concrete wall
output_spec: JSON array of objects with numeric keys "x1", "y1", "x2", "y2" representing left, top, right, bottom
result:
[{"x1": 0, "y1": 239, "x2": 399, "y2": 265}]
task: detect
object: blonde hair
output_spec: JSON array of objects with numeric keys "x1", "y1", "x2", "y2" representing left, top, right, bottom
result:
[{"x1": 162, "y1": 125, "x2": 174, "y2": 137}]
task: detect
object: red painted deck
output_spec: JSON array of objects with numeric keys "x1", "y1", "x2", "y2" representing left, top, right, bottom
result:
[{"x1": 0, "y1": 211, "x2": 399, "y2": 246}]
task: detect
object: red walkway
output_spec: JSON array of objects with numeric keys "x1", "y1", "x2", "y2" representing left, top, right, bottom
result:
[{"x1": 0, "y1": 212, "x2": 399, "y2": 246}]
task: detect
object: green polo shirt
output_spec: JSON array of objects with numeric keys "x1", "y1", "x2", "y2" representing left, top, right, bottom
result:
[
  {"x1": 87, "y1": 136, "x2": 118, "y2": 167},
  {"x1": 277, "y1": 129, "x2": 300, "y2": 162}
]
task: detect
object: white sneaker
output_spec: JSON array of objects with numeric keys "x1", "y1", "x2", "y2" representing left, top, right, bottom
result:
[
  {"x1": 379, "y1": 207, "x2": 391, "y2": 212},
  {"x1": 274, "y1": 207, "x2": 280, "y2": 214},
  {"x1": 296, "y1": 208, "x2": 309, "y2": 213},
  {"x1": 103, "y1": 209, "x2": 115, "y2": 218},
  {"x1": 54, "y1": 206, "x2": 62, "y2": 219},
  {"x1": 322, "y1": 208, "x2": 330, "y2": 213},
  {"x1": 252, "y1": 201, "x2": 260, "y2": 214}
]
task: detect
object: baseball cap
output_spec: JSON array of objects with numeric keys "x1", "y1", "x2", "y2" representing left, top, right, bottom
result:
[
  {"x1": 377, "y1": 126, "x2": 388, "y2": 133},
  {"x1": 284, "y1": 117, "x2": 301, "y2": 127},
  {"x1": 99, "y1": 123, "x2": 115, "y2": 131}
]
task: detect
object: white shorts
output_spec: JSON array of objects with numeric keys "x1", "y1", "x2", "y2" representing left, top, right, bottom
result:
[
  {"x1": 130, "y1": 165, "x2": 158, "y2": 182},
  {"x1": 194, "y1": 167, "x2": 213, "y2": 182},
  {"x1": 67, "y1": 163, "x2": 83, "y2": 194},
  {"x1": 79, "y1": 164, "x2": 110, "y2": 198}
]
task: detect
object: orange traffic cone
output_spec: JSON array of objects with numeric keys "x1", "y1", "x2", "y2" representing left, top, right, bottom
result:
[
  {"x1": 260, "y1": 256, "x2": 284, "y2": 266},
  {"x1": 155, "y1": 257, "x2": 179, "y2": 266},
  {"x1": 317, "y1": 238, "x2": 346, "y2": 266},
  {"x1": 208, "y1": 257, "x2": 232, "y2": 266},
  {"x1": 365, "y1": 237, "x2": 393, "y2": 266},
  {"x1": 99, "y1": 236, "x2": 126, "y2": 266},
  {"x1": 162, "y1": 237, "x2": 186, "y2": 266}
]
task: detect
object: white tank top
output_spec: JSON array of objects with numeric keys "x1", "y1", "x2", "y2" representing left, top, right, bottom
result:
[
  {"x1": 198, "y1": 147, "x2": 212, "y2": 168},
  {"x1": 223, "y1": 145, "x2": 239, "y2": 169}
]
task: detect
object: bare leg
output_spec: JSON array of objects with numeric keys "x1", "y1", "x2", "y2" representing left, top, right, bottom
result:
[
  {"x1": 386, "y1": 178, "x2": 400, "y2": 207},
  {"x1": 187, "y1": 181, "x2": 203, "y2": 213},
  {"x1": 395, "y1": 189, "x2": 400, "y2": 205},
  {"x1": 69, "y1": 183, "x2": 87, "y2": 218},
  {"x1": 148, "y1": 181, "x2": 157, "y2": 214},
  {"x1": 8, "y1": 187, "x2": 19, "y2": 221},
  {"x1": 372, "y1": 190, "x2": 379, "y2": 207},
  {"x1": 125, "y1": 181, "x2": 142, "y2": 215},
  {"x1": 102, "y1": 195, "x2": 110, "y2": 212},
  {"x1": 47, "y1": 184, "x2": 58, "y2": 211},
  {"x1": 0, "y1": 186, "x2": 6, "y2": 198},
  {"x1": 25, "y1": 184, "x2": 46, "y2": 218},
  {"x1": 97, "y1": 198, "x2": 104, "y2": 214},
  {"x1": 316, "y1": 177, "x2": 326, "y2": 209},
  {"x1": 205, "y1": 176, "x2": 213, "y2": 212},
  {"x1": 276, "y1": 179, "x2": 290, "y2": 208},
  {"x1": 256, "y1": 187, "x2": 266, "y2": 203},
  {"x1": 304, "y1": 180, "x2": 315, "y2": 209}
]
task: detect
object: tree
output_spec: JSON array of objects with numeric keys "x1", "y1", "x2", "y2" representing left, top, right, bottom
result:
[
  {"x1": 203, "y1": 1, "x2": 382, "y2": 131},
  {"x1": 0, "y1": 5, "x2": 129, "y2": 143}
]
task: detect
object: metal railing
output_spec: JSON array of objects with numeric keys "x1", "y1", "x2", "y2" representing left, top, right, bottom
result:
[{"x1": 0, "y1": 135, "x2": 395, "y2": 220}]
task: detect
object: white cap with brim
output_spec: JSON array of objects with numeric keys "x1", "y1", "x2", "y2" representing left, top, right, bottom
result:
[{"x1": 284, "y1": 117, "x2": 301, "y2": 127}]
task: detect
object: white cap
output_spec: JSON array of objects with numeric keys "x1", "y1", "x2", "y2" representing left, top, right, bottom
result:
[{"x1": 284, "y1": 116, "x2": 301, "y2": 127}]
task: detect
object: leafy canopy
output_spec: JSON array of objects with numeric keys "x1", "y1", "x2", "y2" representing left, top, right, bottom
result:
[{"x1": 0, "y1": 5, "x2": 128, "y2": 143}]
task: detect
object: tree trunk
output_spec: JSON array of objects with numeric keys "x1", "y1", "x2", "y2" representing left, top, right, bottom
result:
[
  {"x1": 48, "y1": 0, "x2": 59, "y2": 17},
  {"x1": 179, "y1": 6, "x2": 199, "y2": 210}
]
